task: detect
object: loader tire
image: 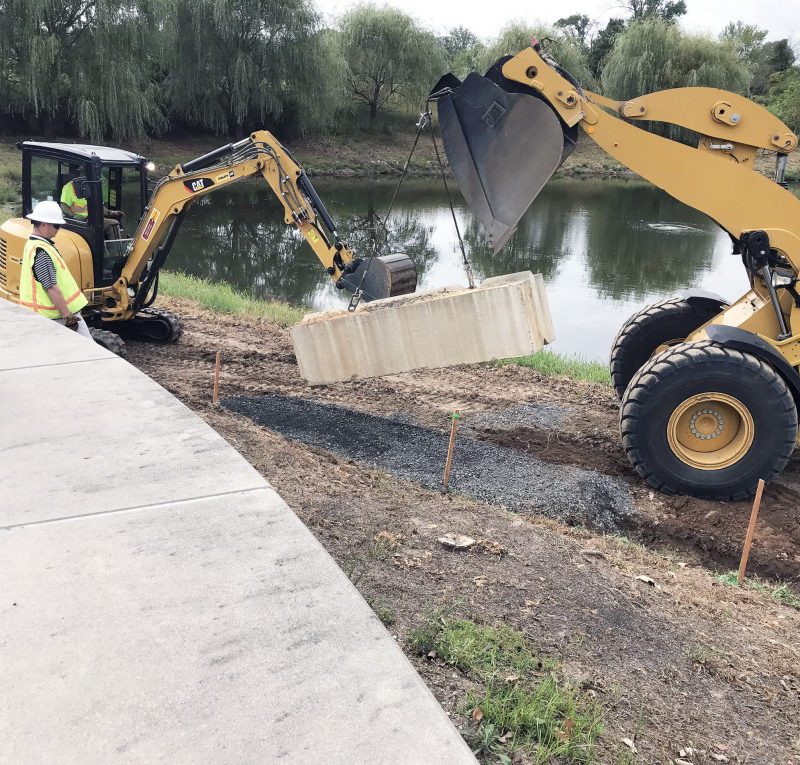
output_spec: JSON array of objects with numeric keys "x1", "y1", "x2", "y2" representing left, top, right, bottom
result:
[
  {"x1": 620, "y1": 341, "x2": 796, "y2": 500},
  {"x1": 610, "y1": 298, "x2": 721, "y2": 399},
  {"x1": 90, "y1": 328, "x2": 129, "y2": 359}
]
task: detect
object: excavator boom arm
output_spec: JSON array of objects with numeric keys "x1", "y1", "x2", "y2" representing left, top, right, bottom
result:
[{"x1": 103, "y1": 130, "x2": 378, "y2": 319}]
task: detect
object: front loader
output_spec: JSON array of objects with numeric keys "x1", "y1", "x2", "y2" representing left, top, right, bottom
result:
[
  {"x1": 431, "y1": 40, "x2": 800, "y2": 500},
  {"x1": 0, "y1": 133, "x2": 417, "y2": 356}
]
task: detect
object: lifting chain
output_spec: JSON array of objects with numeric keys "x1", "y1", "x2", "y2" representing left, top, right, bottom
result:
[{"x1": 347, "y1": 106, "x2": 476, "y2": 312}]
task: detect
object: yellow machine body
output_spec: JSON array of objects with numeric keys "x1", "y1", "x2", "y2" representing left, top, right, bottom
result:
[
  {"x1": 1, "y1": 130, "x2": 416, "y2": 338},
  {"x1": 1, "y1": 220, "x2": 93, "y2": 303},
  {"x1": 434, "y1": 44, "x2": 800, "y2": 498}
]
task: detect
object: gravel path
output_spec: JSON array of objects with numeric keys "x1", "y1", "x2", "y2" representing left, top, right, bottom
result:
[
  {"x1": 461, "y1": 401, "x2": 570, "y2": 433},
  {"x1": 224, "y1": 394, "x2": 635, "y2": 532}
]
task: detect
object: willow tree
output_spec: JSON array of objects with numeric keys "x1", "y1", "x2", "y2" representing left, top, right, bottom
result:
[
  {"x1": 602, "y1": 20, "x2": 751, "y2": 140},
  {"x1": 479, "y1": 23, "x2": 593, "y2": 88},
  {"x1": 769, "y1": 69, "x2": 800, "y2": 133},
  {"x1": 165, "y1": 0, "x2": 339, "y2": 137},
  {"x1": 0, "y1": 0, "x2": 166, "y2": 140},
  {"x1": 602, "y1": 20, "x2": 750, "y2": 98},
  {"x1": 338, "y1": 5, "x2": 446, "y2": 128}
]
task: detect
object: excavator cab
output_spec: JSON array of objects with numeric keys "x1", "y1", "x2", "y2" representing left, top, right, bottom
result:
[{"x1": 21, "y1": 141, "x2": 150, "y2": 286}]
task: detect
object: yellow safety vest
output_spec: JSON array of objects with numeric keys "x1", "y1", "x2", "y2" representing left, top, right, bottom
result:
[
  {"x1": 60, "y1": 181, "x2": 88, "y2": 220},
  {"x1": 19, "y1": 238, "x2": 88, "y2": 319}
]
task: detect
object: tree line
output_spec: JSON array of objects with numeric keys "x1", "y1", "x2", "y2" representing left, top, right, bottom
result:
[{"x1": 1, "y1": 0, "x2": 797, "y2": 142}]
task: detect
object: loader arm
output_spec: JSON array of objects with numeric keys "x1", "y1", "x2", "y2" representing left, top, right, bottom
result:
[
  {"x1": 99, "y1": 130, "x2": 414, "y2": 320},
  {"x1": 434, "y1": 45, "x2": 800, "y2": 359}
]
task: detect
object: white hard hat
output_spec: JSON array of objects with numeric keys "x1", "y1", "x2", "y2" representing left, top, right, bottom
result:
[{"x1": 26, "y1": 200, "x2": 67, "y2": 226}]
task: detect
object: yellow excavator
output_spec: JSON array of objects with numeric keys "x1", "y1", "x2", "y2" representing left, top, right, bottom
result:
[
  {"x1": 0, "y1": 131, "x2": 416, "y2": 354},
  {"x1": 431, "y1": 40, "x2": 800, "y2": 500}
]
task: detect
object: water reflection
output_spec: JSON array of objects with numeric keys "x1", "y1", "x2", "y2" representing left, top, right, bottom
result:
[{"x1": 167, "y1": 177, "x2": 759, "y2": 360}]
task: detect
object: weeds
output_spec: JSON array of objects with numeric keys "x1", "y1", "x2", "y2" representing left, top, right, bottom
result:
[
  {"x1": 716, "y1": 572, "x2": 800, "y2": 610},
  {"x1": 686, "y1": 643, "x2": 729, "y2": 677},
  {"x1": 158, "y1": 271, "x2": 306, "y2": 327},
  {"x1": 368, "y1": 600, "x2": 396, "y2": 627},
  {"x1": 410, "y1": 611, "x2": 603, "y2": 763},
  {"x1": 499, "y1": 351, "x2": 611, "y2": 385}
]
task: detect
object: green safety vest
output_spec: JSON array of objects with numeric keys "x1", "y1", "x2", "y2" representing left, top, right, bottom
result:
[{"x1": 19, "y1": 237, "x2": 88, "y2": 319}]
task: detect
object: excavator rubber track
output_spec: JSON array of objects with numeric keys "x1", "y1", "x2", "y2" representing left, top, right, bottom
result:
[{"x1": 108, "y1": 307, "x2": 184, "y2": 343}]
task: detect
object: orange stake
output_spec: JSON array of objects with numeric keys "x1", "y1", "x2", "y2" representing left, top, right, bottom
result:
[
  {"x1": 442, "y1": 411, "x2": 461, "y2": 492},
  {"x1": 212, "y1": 350, "x2": 221, "y2": 405},
  {"x1": 738, "y1": 478, "x2": 765, "y2": 585}
]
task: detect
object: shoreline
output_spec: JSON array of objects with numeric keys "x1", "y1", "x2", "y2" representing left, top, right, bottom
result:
[
  {"x1": 159, "y1": 271, "x2": 611, "y2": 383},
  {"x1": 0, "y1": 132, "x2": 635, "y2": 216}
]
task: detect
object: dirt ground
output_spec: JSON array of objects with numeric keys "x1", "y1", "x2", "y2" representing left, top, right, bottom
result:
[{"x1": 126, "y1": 296, "x2": 800, "y2": 764}]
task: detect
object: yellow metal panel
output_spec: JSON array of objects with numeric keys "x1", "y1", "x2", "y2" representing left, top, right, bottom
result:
[{"x1": 619, "y1": 88, "x2": 797, "y2": 152}]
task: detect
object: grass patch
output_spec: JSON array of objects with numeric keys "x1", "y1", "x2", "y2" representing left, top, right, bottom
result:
[
  {"x1": 158, "y1": 271, "x2": 306, "y2": 327},
  {"x1": 499, "y1": 350, "x2": 611, "y2": 385},
  {"x1": 410, "y1": 613, "x2": 603, "y2": 763},
  {"x1": 717, "y1": 572, "x2": 800, "y2": 610},
  {"x1": 0, "y1": 142, "x2": 22, "y2": 214}
]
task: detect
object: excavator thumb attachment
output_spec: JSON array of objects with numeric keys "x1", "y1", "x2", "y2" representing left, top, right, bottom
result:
[{"x1": 432, "y1": 65, "x2": 574, "y2": 253}]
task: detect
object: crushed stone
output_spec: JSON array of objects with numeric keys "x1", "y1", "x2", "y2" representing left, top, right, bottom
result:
[{"x1": 224, "y1": 394, "x2": 634, "y2": 532}]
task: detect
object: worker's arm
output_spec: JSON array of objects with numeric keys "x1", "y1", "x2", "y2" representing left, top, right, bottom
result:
[{"x1": 45, "y1": 286, "x2": 72, "y2": 319}]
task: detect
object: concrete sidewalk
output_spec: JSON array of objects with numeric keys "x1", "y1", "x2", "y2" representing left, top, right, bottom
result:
[{"x1": 0, "y1": 301, "x2": 475, "y2": 764}]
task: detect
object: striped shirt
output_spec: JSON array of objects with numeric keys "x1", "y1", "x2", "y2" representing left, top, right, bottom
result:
[{"x1": 29, "y1": 235, "x2": 58, "y2": 290}]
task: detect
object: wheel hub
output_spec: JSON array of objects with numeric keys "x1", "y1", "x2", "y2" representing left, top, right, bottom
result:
[{"x1": 667, "y1": 393, "x2": 754, "y2": 470}]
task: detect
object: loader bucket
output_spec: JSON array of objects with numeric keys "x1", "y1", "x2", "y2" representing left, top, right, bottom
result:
[{"x1": 433, "y1": 66, "x2": 572, "y2": 253}]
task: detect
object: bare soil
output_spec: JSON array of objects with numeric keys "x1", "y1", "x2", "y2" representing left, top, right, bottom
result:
[{"x1": 126, "y1": 296, "x2": 800, "y2": 764}]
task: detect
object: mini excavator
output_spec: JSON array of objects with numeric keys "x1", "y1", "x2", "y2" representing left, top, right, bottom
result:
[
  {"x1": 431, "y1": 40, "x2": 800, "y2": 500},
  {"x1": 0, "y1": 132, "x2": 417, "y2": 354}
]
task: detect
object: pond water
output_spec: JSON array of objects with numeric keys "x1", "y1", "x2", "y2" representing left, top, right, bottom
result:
[{"x1": 167, "y1": 176, "x2": 792, "y2": 362}]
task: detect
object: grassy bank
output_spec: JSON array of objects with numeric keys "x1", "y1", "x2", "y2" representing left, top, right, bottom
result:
[
  {"x1": 500, "y1": 351, "x2": 611, "y2": 385},
  {"x1": 0, "y1": 132, "x2": 632, "y2": 216},
  {"x1": 409, "y1": 611, "x2": 603, "y2": 763},
  {"x1": 160, "y1": 271, "x2": 612, "y2": 384},
  {"x1": 158, "y1": 272, "x2": 306, "y2": 327}
]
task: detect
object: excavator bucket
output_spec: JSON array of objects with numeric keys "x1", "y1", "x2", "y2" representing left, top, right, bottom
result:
[
  {"x1": 339, "y1": 253, "x2": 418, "y2": 302},
  {"x1": 432, "y1": 64, "x2": 575, "y2": 253}
]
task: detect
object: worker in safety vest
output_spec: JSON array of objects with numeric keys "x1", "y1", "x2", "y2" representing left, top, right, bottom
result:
[
  {"x1": 19, "y1": 201, "x2": 94, "y2": 340},
  {"x1": 60, "y1": 166, "x2": 123, "y2": 236}
]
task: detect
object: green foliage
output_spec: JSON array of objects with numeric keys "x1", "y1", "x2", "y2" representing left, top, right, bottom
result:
[
  {"x1": 158, "y1": 271, "x2": 306, "y2": 326},
  {"x1": 720, "y1": 21, "x2": 768, "y2": 69},
  {"x1": 338, "y1": 5, "x2": 446, "y2": 128},
  {"x1": 719, "y1": 22, "x2": 795, "y2": 98},
  {"x1": 588, "y1": 19, "x2": 626, "y2": 80},
  {"x1": 768, "y1": 40, "x2": 796, "y2": 74},
  {"x1": 768, "y1": 69, "x2": 800, "y2": 132},
  {"x1": 622, "y1": 0, "x2": 687, "y2": 22},
  {"x1": 602, "y1": 19, "x2": 751, "y2": 105},
  {"x1": 441, "y1": 27, "x2": 480, "y2": 59},
  {"x1": 498, "y1": 352, "x2": 611, "y2": 385},
  {"x1": 717, "y1": 572, "x2": 800, "y2": 610},
  {"x1": 165, "y1": 0, "x2": 338, "y2": 136},
  {"x1": 480, "y1": 23, "x2": 593, "y2": 88},
  {"x1": 442, "y1": 26, "x2": 486, "y2": 79},
  {"x1": 0, "y1": 0, "x2": 167, "y2": 141},
  {"x1": 409, "y1": 615, "x2": 603, "y2": 763},
  {"x1": 555, "y1": 14, "x2": 593, "y2": 48}
]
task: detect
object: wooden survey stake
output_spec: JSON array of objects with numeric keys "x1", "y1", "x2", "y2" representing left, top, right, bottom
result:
[
  {"x1": 212, "y1": 351, "x2": 221, "y2": 405},
  {"x1": 737, "y1": 478, "x2": 765, "y2": 585},
  {"x1": 442, "y1": 411, "x2": 461, "y2": 492}
]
